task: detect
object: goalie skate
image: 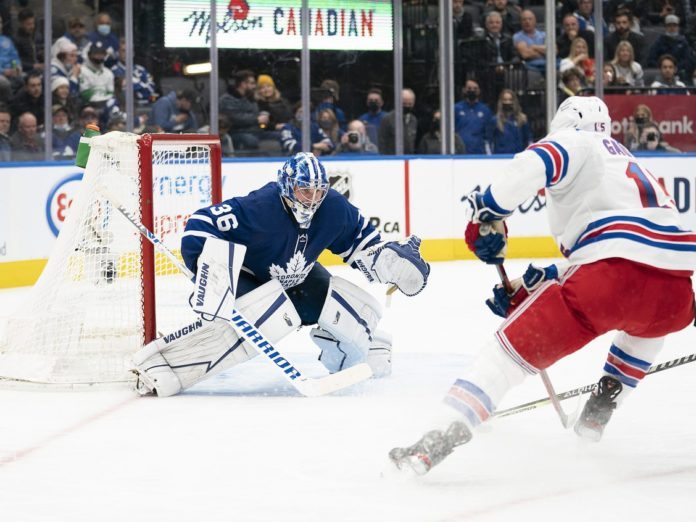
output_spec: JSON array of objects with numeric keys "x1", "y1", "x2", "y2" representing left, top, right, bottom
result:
[{"x1": 389, "y1": 421, "x2": 472, "y2": 475}]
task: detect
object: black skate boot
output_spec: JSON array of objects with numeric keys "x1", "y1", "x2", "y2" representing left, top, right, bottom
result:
[
  {"x1": 574, "y1": 376, "x2": 623, "y2": 442},
  {"x1": 389, "y1": 421, "x2": 472, "y2": 475}
]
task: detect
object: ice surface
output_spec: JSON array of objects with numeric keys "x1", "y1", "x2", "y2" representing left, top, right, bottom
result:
[{"x1": 1, "y1": 260, "x2": 695, "y2": 522}]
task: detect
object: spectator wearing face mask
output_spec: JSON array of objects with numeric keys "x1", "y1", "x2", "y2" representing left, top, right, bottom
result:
[
  {"x1": 87, "y1": 12, "x2": 119, "y2": 67},
  {"x1": 454, "y1": 80, "x2": 492, "y2": 155},
  {"x1": 48, "y1": 105, "x2": 80, "y2": 159},
  {"x1": 336, "y1": 119, "x2": 379, "y2": 155},
  {"x1": 417, "y1": 110, "x2": 466, "y2": 155},
  {"x1": 637, "y1": 123, "x2": 680, "y2": 152},
  {"x1": 358, "y1": 88, "x2": 386, "y2": 145},
  {"x1": 314, "y1": 79, "x2": 347, "y2": 131},
  {"x1": 79, "y1": 41, "x2": 115, "y2": 108},
  {"x1": 378, "y1": 88, "x2": 418, "y2": 155},
  {"x1": 648, "y1": 15, "x2": 690, "y2": 73},
  {"x1": 279, "y1": 102, "x2": 334, "y2": 156},
  {"x1": 624, "y1": 104, "x2": 656, "y2": 151},
  {"x1": 485, "y1": 89, "x2": 532, "y2": 154}
]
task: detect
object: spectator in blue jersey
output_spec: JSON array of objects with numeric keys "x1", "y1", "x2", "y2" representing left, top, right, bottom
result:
[
  {"x1": 485, "y1": 89, "x2": 532, "y2": 154},
  {"x1": 111, "y1": 38, "x2": 156, "y2": 105},
  {"x1": 0, "y1": 104, "x2": 11, "y2": 161},
  {"x1": 513, "y1": 9, "x2": 546, "y2": 73},
  {"x1": 52, "y1": 17, "x2": 89, "y2": 62},
  {"x1": 132, "y1": 152, "x2": 430, "y2": 397},
  {"x1": 87, "y1": 12, "x2": 119, "y2": 67},
  {"x1": 454, "y1": 80, "x2": 492, "y2": 155},
  {"x1": 314, "y1": 79, "x2": 347, "y2": 131},
  {"x1": 49, "y1": 105, "x2": 80, "y2": 159},
  {"x1": 357, "y1": 87, "x2": 386, "y2": 145},
  {"x1": 279, "y1": 102, "x2": 334, "y2": 156},
  {"x1": 0, "y1": 14, "x2": 20, "y2": 100},
  {"x1": 152, "y1": 88, "x2": 198, "y2": 133},
  {"x1": 50, "y1": 39, "x2": 80, "y2": 97}
]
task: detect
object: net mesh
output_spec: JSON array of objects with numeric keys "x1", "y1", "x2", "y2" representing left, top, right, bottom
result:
[{"x1": 0, "y1": 132, "x2": 216, "y2": 385}]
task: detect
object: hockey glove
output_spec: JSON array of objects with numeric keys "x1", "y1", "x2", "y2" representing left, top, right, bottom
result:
[
  {"x1": 462, "y1": 189, "x2": 513, "y2": 224},
  {"x1": 353, "y1": 236, "x2": 430, "y2": 296},
  {"x1": 465, "y1": 221, "x2": 508, "y2": 265},
  {"x1": 486, "y1": 263, "x2": 559, "y2": 318}
]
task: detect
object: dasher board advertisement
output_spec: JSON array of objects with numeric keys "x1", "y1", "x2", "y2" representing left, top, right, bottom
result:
[{"x1": 164, "y1": 0, "x2": 394, "y2": 51}]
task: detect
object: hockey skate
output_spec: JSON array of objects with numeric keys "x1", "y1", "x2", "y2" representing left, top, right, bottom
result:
[
  {"x1": 389, "y1": 421, "x2": 472, "y2": 475},
  {"x1": 574, "y1": 376, "x2": 623, "y2": 442}
]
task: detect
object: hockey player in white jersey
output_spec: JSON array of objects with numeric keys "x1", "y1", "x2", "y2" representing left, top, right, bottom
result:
[{"x1": 389, "y1": 96, "x2": 695, "y2": 474}]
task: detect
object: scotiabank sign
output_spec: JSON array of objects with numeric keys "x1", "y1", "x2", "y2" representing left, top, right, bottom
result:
[{"x1": 606, "y1": 94, "x2": 696, "y2": 152}]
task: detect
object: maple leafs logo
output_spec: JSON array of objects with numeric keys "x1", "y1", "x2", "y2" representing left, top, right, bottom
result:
[{"x1": 269, "y1": 251, "x2": 314, "y2": 289}]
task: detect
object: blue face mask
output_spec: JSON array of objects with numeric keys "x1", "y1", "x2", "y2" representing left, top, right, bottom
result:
[{"x1": 97, "y1": 24, "x2": 111, "y2": 36}]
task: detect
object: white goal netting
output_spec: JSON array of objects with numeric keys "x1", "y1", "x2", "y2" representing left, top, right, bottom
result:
[{"x1": 0, "y1": 132, "x2": 220, "y2": 386}]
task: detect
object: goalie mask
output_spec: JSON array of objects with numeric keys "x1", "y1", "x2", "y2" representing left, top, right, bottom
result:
[
  {"x1": 277, "y1": 152, "x2": 329, "y2": 229},
  {"x1": 550, "y1": 96, "x2": 611, "y2": 136}
]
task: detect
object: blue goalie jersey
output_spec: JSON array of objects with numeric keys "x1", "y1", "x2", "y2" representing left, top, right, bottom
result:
[{"x1": 181, "y1": 182, "x2": 381, "y2": 289}]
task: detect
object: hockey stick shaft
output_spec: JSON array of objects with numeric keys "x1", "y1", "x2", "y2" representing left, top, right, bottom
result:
[
  {"x1": 494, "y1": 352, "x2": 696, "y2": 419},
  {"x1": 104, "y1": 190, "x2": 371, "y2": 396},
  {"x1": 496, "y1": 263, "x2": 572, "y2": 428}
]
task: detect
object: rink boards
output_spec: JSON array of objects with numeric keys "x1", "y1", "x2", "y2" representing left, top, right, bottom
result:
[{"x1": 1, "y1": 154, "x2": 695, "y2": 288}]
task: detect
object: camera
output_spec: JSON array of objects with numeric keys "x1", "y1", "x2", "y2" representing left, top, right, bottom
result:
[
  {"x1": 646, "y1": 132, "x2": 657, "y2": 141},
  {"x1": 347, "y1": 131, "x2": 360, "y2": 144}
]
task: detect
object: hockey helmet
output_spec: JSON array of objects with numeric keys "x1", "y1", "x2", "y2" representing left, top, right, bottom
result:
[
  {"x1": 277, "y1": 152, "x2": 329, "y2": 228},
  {"x1": 550, "y1": 96, "x2": 611, "y2": 136}
]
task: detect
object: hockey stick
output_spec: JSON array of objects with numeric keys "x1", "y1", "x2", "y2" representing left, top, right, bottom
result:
[
  {"x1": 495, "y1": 263, "x2": 574, "y2": 428},
  {"x1": 494, "y1": 352, "x2": 696, "y2": 419},
  {"x1": 101, "y1": 188, "x2": 372, "y2": 397}
]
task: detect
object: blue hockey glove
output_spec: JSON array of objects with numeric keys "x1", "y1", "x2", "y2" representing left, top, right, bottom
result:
[
  {"x1": 485, "y1": 263, "x2": 559, "y2": 318},
  {"x1": 465, "y1": 221, "x2": 508, "y2": 264}
]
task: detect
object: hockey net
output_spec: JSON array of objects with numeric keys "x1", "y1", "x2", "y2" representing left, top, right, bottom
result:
[{"x1": 0, "y1": 132, "x2": 222, "y2": 386}]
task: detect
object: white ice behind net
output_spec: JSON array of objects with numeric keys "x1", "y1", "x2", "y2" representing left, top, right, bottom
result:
[{"x1": 0, "y1": 132, "x2": 213, "y2": 385}]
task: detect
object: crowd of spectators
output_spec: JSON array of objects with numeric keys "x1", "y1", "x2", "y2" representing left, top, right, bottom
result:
[{"x1": 0, "y1": 1, "x2": 694, "y2": 162}]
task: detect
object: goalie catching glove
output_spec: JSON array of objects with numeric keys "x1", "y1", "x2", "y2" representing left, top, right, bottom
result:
[
  {"x1": 463, "y1": 189, "x2": 512, "y2": 265},
  {"x1": 486, "y1": 263, "x2": 559, "y2": 318},
  {"x1": 352, "y1": 235, "x2": 430, "y2": 296}
]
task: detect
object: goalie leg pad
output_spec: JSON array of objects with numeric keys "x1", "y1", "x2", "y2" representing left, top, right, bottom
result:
[
  {"x1": 315, "y1": 276, "x2": 383, "y2": 373},
  {"x1": 310, "y1": 328, "x2": 392, "y2": 378},
  {"x1": 132, "y1": 279, "x2": 300, "y2": 397}
]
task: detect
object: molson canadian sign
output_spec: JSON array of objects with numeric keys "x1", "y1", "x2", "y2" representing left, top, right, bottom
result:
[{"x1": 164, "y1": 0, "x2": 393, "y2": 50}]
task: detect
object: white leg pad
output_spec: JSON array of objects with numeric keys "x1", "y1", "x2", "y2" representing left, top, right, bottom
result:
[
  {"x1": 132, "y1": 279, "x2": 300, "y2": 397},
  {"x1": 315, "y1": 276, "x2": 383, "y2": 374},
  {"x1": 311, "y1": 328, "x2": 392, "y2": 378}
]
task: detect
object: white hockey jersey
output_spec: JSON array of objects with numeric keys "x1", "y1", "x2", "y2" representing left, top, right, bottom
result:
[{"x1": 486, "y1": 128, "x2": 696, "y2": 271}]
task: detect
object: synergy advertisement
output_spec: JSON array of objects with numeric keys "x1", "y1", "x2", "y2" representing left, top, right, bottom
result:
[{"x1": 164, "y1": 0, "x2": 393, "y2": 50}]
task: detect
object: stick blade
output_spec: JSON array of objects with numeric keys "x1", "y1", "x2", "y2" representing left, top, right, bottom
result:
[{"x1": 296, "y1": 363, "x2": 373, "y2": 397}]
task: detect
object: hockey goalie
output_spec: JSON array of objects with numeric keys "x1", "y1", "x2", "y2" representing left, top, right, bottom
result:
[{"x1": 131, "y1": 152, "x2": 430, "y2": 397}]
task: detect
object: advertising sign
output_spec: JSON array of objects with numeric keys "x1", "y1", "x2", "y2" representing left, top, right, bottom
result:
[
  {"x1": 605, "y1": 94, "x2": 696, "y2": 152},
  {"x1": 164, "y1": 0, "x2": 393, "y2": 50}
]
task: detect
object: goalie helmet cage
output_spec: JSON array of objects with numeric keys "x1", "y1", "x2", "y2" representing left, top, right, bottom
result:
[{"x1": 0, "y1": 132, "x2": 222, "y2": 387}]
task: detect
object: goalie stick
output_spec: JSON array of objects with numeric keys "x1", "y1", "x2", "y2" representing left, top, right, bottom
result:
[
  {"x1": 494, "y1": 352, "x2": 696, "y2": 419},
  {"x1": 495, "y1": 263, "x2": 574, "y2": 429},
  {"x1": 100, "y1": 187, "x2": 372, "y2": 397}
]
